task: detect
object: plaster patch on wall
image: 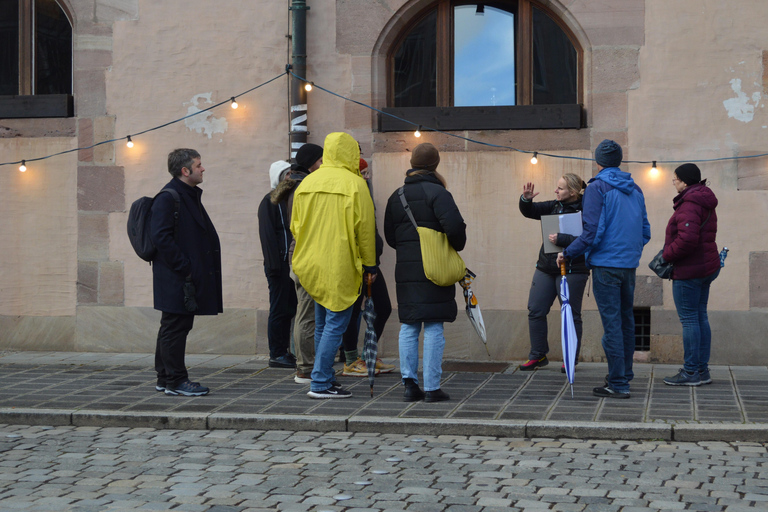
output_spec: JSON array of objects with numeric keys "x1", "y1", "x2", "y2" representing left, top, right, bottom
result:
[
  {"x1": 723, "y1": 79, "x2": 761, "y2": 123},
  {"x1": 184, "y1": 93, "x2": 228, "y2": 139}
]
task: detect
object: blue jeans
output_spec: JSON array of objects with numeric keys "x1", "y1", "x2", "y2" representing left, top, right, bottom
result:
[
  {"x1": 592, "y1": 267, "x2": 636, "y2": 393},
  {"x1": 311, "y1": 304, "x2": 354, "y2": 392},
  {"x1": 399, "y1": 322, "x2": 445, "y2": 392},
  {"x1": 673, "y1": 267, "x2": 720, "y2": 373}
]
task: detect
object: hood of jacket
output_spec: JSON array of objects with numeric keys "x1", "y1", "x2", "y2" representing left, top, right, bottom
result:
[
  {"x1": 269, "y1": 160, "x2": 292, "y2": 189},
  {"x1": 593, "y1": 167, "x2": 636, "y2": 195},
  {"x1": 673, "y1": 182, "x2": 718, "y2": 211},
  {"x1": 318, "y1": 132, "x2": 361, "y2": 177}
]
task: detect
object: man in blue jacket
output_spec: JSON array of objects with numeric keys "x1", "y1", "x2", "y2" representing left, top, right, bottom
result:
[
  {"x1": 150, "y1": 148, "x2": 222, "y2": 397},
  {"x1": 557, "y1": 140, "x2": 650, "y2": 399}
]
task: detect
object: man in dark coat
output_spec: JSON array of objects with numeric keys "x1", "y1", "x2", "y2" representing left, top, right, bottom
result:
[
  {"x1": 150, "y1": 148, "x2": 222, "y2": 397},
  {"x1": 258, "y1": 160, "x2": 298, "y2": 368}
]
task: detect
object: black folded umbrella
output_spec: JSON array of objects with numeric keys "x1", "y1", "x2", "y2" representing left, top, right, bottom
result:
[{"x1": 361, "y1": 276, "x2": 378, "y2": 397}]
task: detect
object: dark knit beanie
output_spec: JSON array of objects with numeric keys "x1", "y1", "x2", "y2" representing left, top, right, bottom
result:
[
  {"x1": 295, "y1": 143, "x2": 323, "y2": 170},
  {"x1": 674, "y1": 163, "x2": 701, "y2": 186},
  {"x1": 410, "y1": 143, "x2": 440, "y2": 171},
  {"x1": 594, "y1": 139, "x2": 623, "y2": 168}
]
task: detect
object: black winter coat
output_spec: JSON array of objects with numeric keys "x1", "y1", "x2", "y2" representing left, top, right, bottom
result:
[
  {"x1": 519, "y1": 195, "x2": 589, "y2": 275},
  {"x1": 258, "y1": 191, "x2": 291, "y2": 276},
  {"x1": 150, "y1": 178, "x2": 223, "y2": 315},
  {"x1": 384, "y1": 171, "x2": 467, "y2": 324}
]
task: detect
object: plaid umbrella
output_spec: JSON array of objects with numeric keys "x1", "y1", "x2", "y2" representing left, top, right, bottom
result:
[
  {"x1": 361, "y1": 275, "x2": 378, "y2": 397},
  {"x1": 559, "y1": 262, "x2": 577, "y2": 398},
  {"x1": 459, "y1": 270, "x2": 489, "y2": 356}
]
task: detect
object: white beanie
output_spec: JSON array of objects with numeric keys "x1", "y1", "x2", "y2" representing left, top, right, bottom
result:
[{"x1": 269, "y1": 160, "x2": 292, "y2": 189}]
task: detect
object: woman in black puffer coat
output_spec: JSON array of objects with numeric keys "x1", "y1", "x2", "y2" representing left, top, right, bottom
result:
[
  {"x1": 384, "y1": 143, "x2": 466, "y2": 404},
  {"x1": 518, "y1": 173, "x2": 589, "y2": 372}
]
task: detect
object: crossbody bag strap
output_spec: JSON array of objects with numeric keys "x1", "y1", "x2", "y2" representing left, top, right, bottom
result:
[
  {"x1": 700, "y1": 210, "x2": 712, "y2": 231},
  {"x1": 397, "y1": 187, "x2": 420, "y2": 231}
]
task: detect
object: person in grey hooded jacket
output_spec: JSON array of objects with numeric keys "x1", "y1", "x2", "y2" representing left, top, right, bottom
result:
[{"x1": 558, "y1": 139, "x2": 650, "y2": 399}]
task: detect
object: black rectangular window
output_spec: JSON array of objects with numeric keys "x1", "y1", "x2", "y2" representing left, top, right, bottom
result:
[
  {"x1": 393, "y1": 10, "x2": 437, "y2": 108},
  {"x1": 35, "y1": 0, "x2": 72, "y2": 95},
  {"x1": 0, "y1": 0, "x2": 20, "y2": 95},
  {"x1": 634, "y1": 307, "x2": 651, "y2": 352},
  {"x1": 532, "y1": 6, "x2": 577, "y2": 105}
]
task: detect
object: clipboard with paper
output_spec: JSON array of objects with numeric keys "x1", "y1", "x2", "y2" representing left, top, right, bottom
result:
[{"x1": 541, "y1": 212, "x2": 583, "y2": 254}]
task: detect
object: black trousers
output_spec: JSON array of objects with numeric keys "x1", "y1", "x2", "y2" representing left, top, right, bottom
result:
[
  {"x1": 342, "y1": 273, "x2": 392, "y2": 353},
  {"x1": 266, "y1": 261, "x2": 298, "y2": 359},
  {"x1": 155, "y1": 312, "x2": 194, "y2": 387}
]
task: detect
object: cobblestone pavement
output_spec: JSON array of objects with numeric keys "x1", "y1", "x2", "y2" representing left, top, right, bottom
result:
[
  {"x1": 1, "y1": 424, "x2": 767, "y2": 512},
  {"x1": 0, "y1": 352, "x2": 767, "y2": 441}
]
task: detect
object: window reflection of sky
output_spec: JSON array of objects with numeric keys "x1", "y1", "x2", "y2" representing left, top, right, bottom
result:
[{"x1": 454, "y1": 5, "x2": 515, "y2": 106}]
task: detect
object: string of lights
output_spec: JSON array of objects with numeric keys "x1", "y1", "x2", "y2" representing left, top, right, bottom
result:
[
  {"x1": 1, "y1": 73, "x2": 286, "y2": 171},
  {"x1": 4, "y1": 67, "x2": 768, "y2": 172}
]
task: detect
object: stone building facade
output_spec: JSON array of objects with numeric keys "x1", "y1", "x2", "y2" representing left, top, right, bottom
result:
[{"x1": 2, "y1": 0, "x2": 767, "y2": 365}]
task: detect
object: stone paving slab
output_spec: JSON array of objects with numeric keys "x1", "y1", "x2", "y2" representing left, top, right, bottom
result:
[{"x1": 0, "y1": 351, "x2": 767, "y2": 441}]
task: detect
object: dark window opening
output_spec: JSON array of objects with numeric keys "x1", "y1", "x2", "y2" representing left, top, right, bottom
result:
[
  {"x1": 532, "y1": 6, "x2": 577, "y2": 105},
  {"x1": 634, "y1": 307, "x2": 651, "y2": 352},
  {"x1": 0, "y1": 0, "x2": 73, "y2": 119},
  {"x1": 393, "y1": 10, "x2": 437, "y2": 108},
  {"x1": 384, "y1": 0, "x2": 582, "y2": 132}
]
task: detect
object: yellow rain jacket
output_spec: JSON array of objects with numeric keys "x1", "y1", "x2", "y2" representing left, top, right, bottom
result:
[{"x1": 291, "y1": 132, "x2": 376, "y2": 312}]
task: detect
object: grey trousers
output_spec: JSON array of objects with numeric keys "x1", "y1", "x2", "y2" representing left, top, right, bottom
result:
[
  {"x1": 290, "y1": 268, "x2": 316, "y2": 374},
  {"x1": 526, "y1": 269, "x2": 589, "y2": 361}
]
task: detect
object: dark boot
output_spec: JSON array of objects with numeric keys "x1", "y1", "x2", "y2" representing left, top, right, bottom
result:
[
  {"x1": 424, "y1": 389, "x2": 450, "y2": 403},
  {"x1": 403, "y1": 378, "x2": 425, "y2": 402}
]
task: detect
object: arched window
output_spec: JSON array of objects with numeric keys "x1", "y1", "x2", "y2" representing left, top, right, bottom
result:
[
  {"x1": 382, "y1": 0, "x2": 582, "y2": 131},
  {"x1": 0, "y1": 0, "x2": 73, "y2": 118}
]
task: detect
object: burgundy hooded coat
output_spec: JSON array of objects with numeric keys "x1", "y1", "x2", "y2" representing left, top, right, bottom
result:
[{"x1": 662, "y1": 182, "x2": 719, "y2": 280}]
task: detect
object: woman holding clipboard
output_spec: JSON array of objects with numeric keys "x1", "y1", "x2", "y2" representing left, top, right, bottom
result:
[{"x1": 519, "y1": 174, "x2": 589, "y2": 372}]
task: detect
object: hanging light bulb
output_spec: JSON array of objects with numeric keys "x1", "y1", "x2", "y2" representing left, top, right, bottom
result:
[
  {"x1": 230, "y1": 97, "x2": 238, "y2": 109},
  {"x1": 414, "y1": 125, "x2": 422, "y2": 138},
  {"x1": 650, "y1": 160, "x2": 658, "y2": 176},
  {"x1": 304, "y1": 82, "x2": 313, "y2": 92},
  {"x1": 126, "y1": 136, "x2": 134, "y2": 148},
  {"x1": 530, "y1": 152, "x2": 538, "y2": 165},
  {"x1": 19, "y1": 160, "x2": 27, "y2": 172}
]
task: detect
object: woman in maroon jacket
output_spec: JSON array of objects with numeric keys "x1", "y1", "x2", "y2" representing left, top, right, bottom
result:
[{"x1": 661, "y1": 163, "x2": 720, "y2": 387}]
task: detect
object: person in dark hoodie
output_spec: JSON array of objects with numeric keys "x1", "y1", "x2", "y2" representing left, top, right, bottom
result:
[
  {"x1": 661, "y1": 163, "x2": 720, "y2": 387},
  {"x1": 558, "y1": 140, "x2": 651, "y2": 399},
  {"x1": 519, "y1": 173, "x2": 589, "y2": 373},
  {"x1": 270, "y1": 143, "x2": 323, "y2": 383},
  {"x1": 258, "y1": 160, "x2": 297, "y2": 369},
  {"x1": 384, "y1": 143, "x2": 466, "y2": 403}
]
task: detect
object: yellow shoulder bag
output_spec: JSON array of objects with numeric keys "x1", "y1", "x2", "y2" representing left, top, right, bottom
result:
[{"x1": 398, "y1": 187, "x2": 466, "y2": 286}]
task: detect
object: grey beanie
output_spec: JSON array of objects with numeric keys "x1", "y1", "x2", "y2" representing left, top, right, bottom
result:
[{"x1": 594, "y1": 139, "x2": 623, "y2": 168}]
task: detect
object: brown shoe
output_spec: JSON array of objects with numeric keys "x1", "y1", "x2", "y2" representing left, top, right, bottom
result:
[{"x1": 294, "y1": 371, "x2": 311, "y2": 384}]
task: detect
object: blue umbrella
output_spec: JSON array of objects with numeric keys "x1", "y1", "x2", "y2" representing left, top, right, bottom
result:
[
  {"x1": 560, "y1": 263, "x2": 577, "y2": 397},
  {"x1": 361, "y1": 275, "x2": 378, "y2": 397}
]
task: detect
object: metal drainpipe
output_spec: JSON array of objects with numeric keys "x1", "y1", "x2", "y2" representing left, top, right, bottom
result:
[{"x1": 289, "y1": 0, "x2": 309, "y2": 159}]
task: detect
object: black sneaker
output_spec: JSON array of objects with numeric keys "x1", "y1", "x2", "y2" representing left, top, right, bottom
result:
[
  {"x1": 165, "y1": 380, "x2": 210, "y2": 396},
  {"x1": 307, "y1": 387, "x2": 352, "y2": 399},
  {"x1": 592, "y1": 385, "x2": 630, "y2": 399},
  {"x1": 424, "y1": 389, "x2": 450, "y2": 402},
  {"x1": 155, "y1": 385, "x2": 165, "y2": 392},
  {"x1": 663, "y1": 369, "x2": 701, "y2": 386},
  {"x1": 269, "y1": 354, "x2": 297, "y2": 369}
]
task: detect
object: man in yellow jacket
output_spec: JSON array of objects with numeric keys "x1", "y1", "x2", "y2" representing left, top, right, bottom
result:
[{"x1": 291, "y1": 132, "x2": 378, "y2": 398}]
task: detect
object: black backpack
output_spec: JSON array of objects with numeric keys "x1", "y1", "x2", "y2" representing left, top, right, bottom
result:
[{"x1": 127, "y1": 188, "x2": 180, "y2": 263}]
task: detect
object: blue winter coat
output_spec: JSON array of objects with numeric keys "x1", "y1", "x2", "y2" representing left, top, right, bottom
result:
[
  {"x1": 563, "y1": 167, "x2": 651, "y2": 268},
  {"x1": 150, "y1": 178, "x2": 223, "y2": 315}
]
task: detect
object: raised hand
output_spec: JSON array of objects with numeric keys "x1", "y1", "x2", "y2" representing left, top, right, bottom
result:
[{"x1": 522, "y1": 182, "x2": 539, "y2": 200}]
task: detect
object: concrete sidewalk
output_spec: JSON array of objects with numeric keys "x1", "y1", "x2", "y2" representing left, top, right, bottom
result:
[{"x1": 1, "y1": 351, "x2": 766, "y2": 442}]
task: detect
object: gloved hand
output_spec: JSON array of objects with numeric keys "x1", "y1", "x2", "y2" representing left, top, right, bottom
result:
[{"x1": 183, "y1": 276, "x2": 198, "y2": 312}]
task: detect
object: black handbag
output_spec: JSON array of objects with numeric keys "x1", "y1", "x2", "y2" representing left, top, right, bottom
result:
[
  {"x1": 649, "y1": 210, "x2": 712, "y2": 280},
  {"x1": 649, "y1": 250, "x2": 673, "y2": 279}
]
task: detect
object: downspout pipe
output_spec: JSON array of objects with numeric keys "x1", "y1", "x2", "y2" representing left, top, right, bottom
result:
[{"x1": 289, "y1": 0, "x2": 309, "y2": 159}]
